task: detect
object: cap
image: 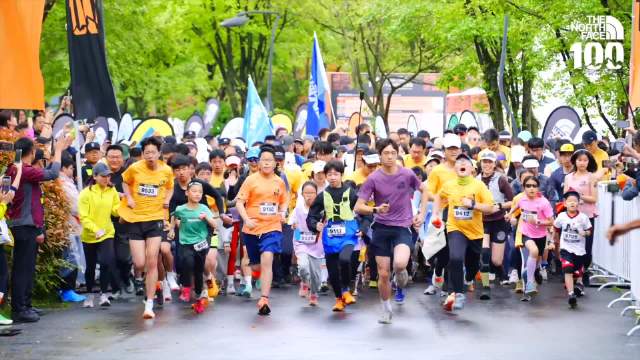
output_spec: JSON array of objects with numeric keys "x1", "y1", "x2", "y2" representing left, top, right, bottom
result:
[
  {"x1": 582, "y1": 130, "x2": 598, "y2": 144},
  {"x1": 478, "y1": 149, "x2": 497, "y2": 162},
  {"x1": 281, "y1": 135, "x2": 295, "y2": 147},
  {"x1": 164, "y1": 135, "x2": 177, "y2": 144},
  {"x1": 456, "y1": 153, "x2": 473, "y2": 163},
  {"x1": 225, "y1": 155, "x2": 241, "y2": 167},
  {"x1": 442, "y1": 133, "x2": 462, "y2": 149},
  {"x1": 246, "y1": 146, "x2": 260, "y2": 160},
  {"x1": 84, "y1": 142, "x2": 100, "y2": 152},
  {"x1": 499, "y1": 130, "x2": 511, "y2": 140},
  {"x1": 273, "y1": 145, "x2": 285, "y2": 160},
  {"x1": 218, "y1": 137, "x2": 231, "y2": 146},
  {"x1": 294, "y1": 138, "x2": 304, "y2": 145},
  {"x1": 92, "y1": 162, "x2": 111, "y2": 177},
  {"x1": 363, "y1": 149, "x2": 380, "y2": 165},
  {"x1": 511, "y1": 145, "x2": 527, "y2": 163},
  {"x1": 517, "y1": 130, "x2": 532, "y2": 142},
  {"x1": 425, "y1": 155, "x2": 441, "y2": 165},
  {"x1": 183, "y1": 131, "x2": 196, "y2": 139},
  {"x1": 312, "y1": 160, "x2": 326, "y2": 174},
  {"x1": 339, "y1": 136, "x2": 355, "y2": 146},
  {"x1": 522, "y1": 158, "x2": 540, "y2": 169},
  {"x1": 429, "y1": 149, "x2": 444, "y2": 159},
  {"x1": 453, "y1": 123, "x2": 468, "y2": 134},
  {"x1": 356, "y1": 144, "x2": 369, "y2": 152},
  {"x1": 559, "y1": 143, "x2": 575, "y2": 153}
]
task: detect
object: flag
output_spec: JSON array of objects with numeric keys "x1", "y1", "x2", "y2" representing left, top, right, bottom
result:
[
  {"x1": 66, "y1": 0, "x2": 120, "y2": 120},
  {"x1": 243, "y1": 77, "x2": 273, "y2": 146},
  {"x1": 630, "y1": 0, "x2": 640, "y2": 110},
  {"x1": 306, "y1": 32, "x2": 331, "y2": 136},
  {"x1": 0, "y1": 0, "x2": 46, "y2": 110}
]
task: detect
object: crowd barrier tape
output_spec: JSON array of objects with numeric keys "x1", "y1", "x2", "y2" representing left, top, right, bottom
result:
[{"x1": 591, "y1": 184, "x2": 640, "y2": 336}]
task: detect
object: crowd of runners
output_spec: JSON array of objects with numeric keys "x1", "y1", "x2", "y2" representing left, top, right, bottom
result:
[{"x1": 1, "y1": 109, "x2": 640, "y2": 325}]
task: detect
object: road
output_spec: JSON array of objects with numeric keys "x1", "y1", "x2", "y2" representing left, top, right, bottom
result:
[{"x1": 1, "y1": 278, "x2": 639, "y2": 360}]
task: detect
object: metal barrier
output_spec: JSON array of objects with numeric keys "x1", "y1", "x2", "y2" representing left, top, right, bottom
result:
[{"x1": 591, "y1": 184, "x2": 640, "y2": 336}]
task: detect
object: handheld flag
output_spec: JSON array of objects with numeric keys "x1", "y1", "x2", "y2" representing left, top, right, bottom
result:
[
  {"x1": 243, "y1": 77, "x2": 273, "y2": 146},
  {"x1": 306, "y1": 33, "x2": 331, "y2": 136}
]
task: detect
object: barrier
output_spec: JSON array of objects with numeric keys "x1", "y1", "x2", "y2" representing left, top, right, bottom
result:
[{"x1": 591, "y1": 184, "x2": 640, "y2": 336}]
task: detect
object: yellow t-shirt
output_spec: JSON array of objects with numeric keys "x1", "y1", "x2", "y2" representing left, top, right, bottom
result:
[
  {"x1": 403, "y1": 154, "x2": 426, "y2": 171},
  {"x1": 210, "y1": 173, "x2": 224, "y2": 188},
  {"x1": 237, "y1": 172, "x2": 287, "y2": 235},
  {"x1": 284, "y1": 168, "x2": 304, "y2": 212},
  {"x1": 438, "y1": 178, "x2": 494, "y2": 240},
  {"x1": 427, "y1": 163, "x2": 457, "y2": 206},
  {"x1": 591, "y1": 147, "x2": 610, "y2": 179},
  {"x1": 346, "y1": 168, "x2": 368, "y2": 186},
  {"x1": 118, "y1": 160, "x2": 174, "y2": 223},
  {"x1": 499, "y1": 144, "x2": 511, "y2": 170}
]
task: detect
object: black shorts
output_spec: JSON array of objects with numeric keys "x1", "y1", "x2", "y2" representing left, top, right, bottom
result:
[
  {"x1": 124, "y1": 220, "x2": 164, "y2": 241},
  {"x1": 560, "y1": 249, "x2": 584, "y2": 270},
  {"x1": 523, "y1": 235, "x2": 546, "y2": 254},
  {"x1": 484, "y1": 220, "x2": 509, "y2": 244},
  {"x1": 370, "y1": 223, "x2": 414, "y2": 258}
]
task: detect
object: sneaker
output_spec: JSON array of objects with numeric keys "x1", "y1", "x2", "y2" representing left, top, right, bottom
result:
[
  {"x1": 226, "y1": 282, "x2": 236, "y2": 295},
  {"x1": 332, "y1": 298, "x2": 346, "y2": 312},
  {"x1": 368, "y1": 280, "x2": 378, "y2": 289},
  {"x1": 192, "y1": 298, "x2": 207, "y2": 314},
  {"x1": 0, "y1": 313, "x2": 13, "y2": 325},
  {"x1": 134, "y1": 279, "x2": 144, "y2": 296},
  {"x1": 500, "y1": 279, "x2": 511, "y2": 286},
  {"x1": 442, "y1": 293, "x2": 456, "y2": 312},
  {"x1": 525, "y1": 282, "x2": 538, "y2": 296},
  {"x1": 574, "y1": 282, "x2": 585, "y2": 297},
  {"x1": 394, "y1": 288, "x2": 405, "y2": 304},
  {"x1": 378, "y1": 309, "x2": 393, "y2": 324},
  {"x1": 465, "y1": 280, "x2": 475, "y2": 292},
  {"x1": 342, "y1": 291, "x2": 356, "y2": 305},
  {"x1": 162, "y1": 280, "x2": 172, "y2": 302},
  {"x1": 99, "y1": 293, "x2": 111, "y2": 307},
  {"x1": 540, "y1": 267, "x2": 548, "y2": 281},
  {"x1": 514, "y1": 280, "x2": 524, "y2": 294},
  {"x1": 453, "y1": 293, "x2": 466, "y2": 310},
  {"x1": 167, "y1": 272, "x2": 180, "y2": 292},
  {"x1": 309, "y1": 294, "x2": 319, "y2": 306},
  {"x1": 257, "y1": 296, "x2": 271, "y2": 316},
  {"x1": 155, "y1": 282, "x2": 164, "y2": 306},
  {"x1": 423, "y1": 285, "x2": 437, "y2": 295},
  {"x1": 59, "y1": 289, "x2": 86, "y2": 303},
  {"x1": 11, "y1": 309, "x2": 39, "y2": 323},
  {"x1": 319, "y1": 282, "x2": 330, "y2": 294},
  {"x1": 299, "y1": 282, "x2": 309, "y2": 298},
  {"x1": 508, "y1": 269, "x2": 518, "y2": 284},
  {"x1": 534, "y1": 269, "x2": 543, "y2": 285},
  {"x1": 395, "y1": 269, "x2": 409, "y2": 288},
  {"x1": 109, "y1": 291, "x2": 122, "y2": 301},
  {"x1": 520, "y1": 294, "x2": 532, "y2": 302},
  {"x1": 206, "y1": 279, "x2": 220, "y2": 298},
  {"x1": 143, "y1": 300, "x2": 155, "y2": 319},
  {"x1": 124, "y1": 280, "x2": 135, "y2": 294},
  {"x1": 568, "y1": 293, "x2": 577, "y2": 309},
  {"x1": 480, "y1": 286, "x2": 491, "y2": 300},
  {"x1": 83, "y1": 294, "x2": 95, "y2": 308},
  {"x1": 180, "y1": 287, "x2": 191, "y2": 302}
]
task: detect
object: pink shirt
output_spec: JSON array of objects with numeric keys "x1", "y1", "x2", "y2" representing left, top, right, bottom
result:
[
  {"x1": 564, "y1": 172, "x2": 596, "y2": 218},
  {"x1": 289, "y1": 202, "x2": 324, "y2": 258},
  {"x1": 518, "y1": 195, "x2": 554, "y2": 239}
]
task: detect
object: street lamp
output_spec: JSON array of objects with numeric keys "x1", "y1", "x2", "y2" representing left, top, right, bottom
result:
[{"x1": 221, "y1": 10, "x2": 281, "y2": 112}]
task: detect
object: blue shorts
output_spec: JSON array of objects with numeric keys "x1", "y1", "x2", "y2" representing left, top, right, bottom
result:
[{"x1": 243, "y1": 231, "x2": 283, "y2": 265}]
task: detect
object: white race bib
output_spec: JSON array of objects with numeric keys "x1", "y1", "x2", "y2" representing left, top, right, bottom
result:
[
  {"x1": 523, "y1": 210, "x2": 537, "y2": 223},
  {"x1": 453, "y1": 207, "x2": 472, "y2": 220},
  {"x1": 193, "y1": 240, "x2": 209, "y2": 251},
  {"x1": 562, "y1": 231, "x2": 580, "y2": 243},
  {"x1": 138, "y1": 184, "x2": 159, "y2": 197},
  {"x1": 327, "y1": 224, "x2": 346, "y2": 237},
  {"x1": 259, "y1": 203, "x2": 277, "y2": 216},
  {"x1": 298, "y1": 232, "x2": 317, "y2": 244}
]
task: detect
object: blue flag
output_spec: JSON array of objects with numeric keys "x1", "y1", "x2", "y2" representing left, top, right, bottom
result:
[
  {"x1": 243, "y1": 76, "x2": 273, "y2": 146},
  {"x1": 306, "y1": 33, "x2": 331, "y2": 136}
]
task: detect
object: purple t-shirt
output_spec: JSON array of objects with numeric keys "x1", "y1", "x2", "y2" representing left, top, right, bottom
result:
[{"x1": 357, "y1": 167, "x2": 421, "y2": 227}]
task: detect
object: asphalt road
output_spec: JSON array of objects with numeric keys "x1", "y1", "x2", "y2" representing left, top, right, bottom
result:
[{"x1": 1, "y1": 278, "x2": 639, "y2": 360}]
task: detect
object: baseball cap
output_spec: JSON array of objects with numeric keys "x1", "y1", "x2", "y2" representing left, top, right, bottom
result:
[
  {"x1": 356, "y1": 144, "x2": 369, "y2": 152},
  {"x1": 246, "y1": 146, "x2": 260, "y2": 160},
  {"x1": 456, "y1": 153, "x2": 473, "y2": 163},
  {"x1": 92, "y1": 162, "x2": 111, "y2": 177},
  {"x1": 84, "y1": 142, "x2": 100, "y2": 152},
  {"x1": 164, "y1": 135, "x2": 177, "y2": 144},
  {"x1": 273, "y1": 145, "x2": 285, "y2": 160},
  {"x1": 339, "y1": 136, "x2": 355, "y2": 146},
  {"x1": 225, "y1": 155, "x2": 241, "y2": 167},
  {"x1": 218, "y1": 137, "x2": 231, "y2": 146},
  {"x1": 429, "y1": 149, "x2": 444, "y2": 159},
  {"x1": 453, "y1": 123, "x2": 467, "y2": 135},
  {"x1": 499, "y1": 130, "x2": 511, "y2": 140},
  {"x1": 522, "y1": 158, "x2": 540, "y2": 169},
  {"x1": 312, "y1": 160, "x2": 326, "y2": 174},
  {"x1": 559, "y1": 143, "x2": 575, "y2": 153},
  {"x1": 363, "y1": 149, "x2": 380, "y2": 165},
  {"x1": 478, "y1": 149, "x2": 497, "y2": 162},
  {"x1": 281, "y1": 135, "x2": 295, "y2": 147},
  {"x1": 442, "y1": 133, "x2": 462, "y2": 149},
  {"x1": 517, "y1": 130, "x2": 533, "y2": 143},
  {"x1": 294, "y1": 138, "x2": 304, "y2": 145},
  {"x1": 425, "y1": 155, "x2": 441, "y2": 165},
  {"x1": 582, "y1": 130, "x2": 598, "y2": 144},
  {"x1": 183, "y1": 131, "x2": 196, "y2": 140}
]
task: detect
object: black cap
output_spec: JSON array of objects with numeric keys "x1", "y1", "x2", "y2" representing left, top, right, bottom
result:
[
  {"x1": 84, "y1": 142, "x2": 100, "y2": 152},
  {"x1": 164, "y1": 135, "x2": 177, "y2": 144},
  {"x1": 183, "y1": 131, "x2": 196, "y2": 140},
  {"x1": 453, "y1": 123, "x2": 467, "y2": 134},
  {"x1": 274, "y1": 145, "x2": 285, "y2": 160},
  {"x1": 356, "y1": 144, "x2": 369, "y2": 152},
  {"x1": 218, "y1": 137, "x2": 231, "y2": 146},
  {"x1": 339, "y1": 136, "x2": 355, "y2": 146},
  {"x1": 456, "y1": 153, "x2": 473, "y2": 162},
  {"x1": 582, "y1": 130, "x2": 598, "y2": 144}
]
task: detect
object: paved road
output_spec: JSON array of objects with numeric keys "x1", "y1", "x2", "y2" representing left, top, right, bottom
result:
[{"x1": 1, "y1": 279, "x2": 639, "y2": 360}]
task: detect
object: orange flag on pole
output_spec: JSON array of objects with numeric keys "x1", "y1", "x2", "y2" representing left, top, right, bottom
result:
[
  {"x1": 0, "y1": 0, "x2": 46, "y2": 110},
  {"x1": 630, "y1": 0, "x2": 640, "y2": 111}
]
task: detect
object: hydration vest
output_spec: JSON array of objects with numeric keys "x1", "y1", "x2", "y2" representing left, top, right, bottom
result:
[
  {"x1": 478, "y1": 172, "x2": 505, "y2": 204},
  {"x1": 323, "y1": 187, "x2": 354, "y2": 221}
]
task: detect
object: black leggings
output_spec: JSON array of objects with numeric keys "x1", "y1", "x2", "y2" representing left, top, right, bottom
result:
[
  {"x1": 447, "y1": 231, "x2": 481, "y2": 293},
  {"x1": 84, "y1": 238, "x2": 119, "y2": 294},
  {"x1": 178, "y1": 243, "x2": 208, "y2": 294},
  {"x1": 0, "y1": 245, "x2": 7, "y2": 296},
  {"x1": 326, "y1": 244, "x2": 354, "y2": 298}
]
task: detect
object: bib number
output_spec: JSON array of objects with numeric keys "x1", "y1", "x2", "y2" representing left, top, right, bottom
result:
[
  {"x1": 523, "y1": 211, "x2": 537, "y2": 223},
  {"x1": 562, "y1": 231, "x2": 580, "y2": 243},
  {"x1": 259, "y1": 203, "x2": 277, "y2": 216},
  {"x1": 298, "y1": 232, "x2": 317, "y2": 244},
  {"x1": 453, "y1": 207, "x2": 472, "y2": 220},
  {"x1": 138, "y1": 184, "x2": 159, "y2": 197},
  {"x1": 327, "y1": 224, "x2": 346, "y2": 237},
  {"x1": 193, "y1": 240, "x2": 209, "y2": 252}
]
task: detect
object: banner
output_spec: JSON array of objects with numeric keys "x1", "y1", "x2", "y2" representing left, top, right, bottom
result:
[
  {"x1": 542, "y1": 106, "x2": 581, "y2": 141},
  {"x1": 306, "y1": 33, "x2": 331, "y2": 136},
  {"x1": 630, "y1": 0, "x2": 640, "y2": 110},
  {"x1": 243, "y1": 77, "x2": 273, "y2": 146},
  {"x1": 66, "y1": 0, "x2": 119, "y2": 120},
  {"x1": 0, "y1": 0, "x2": 46, "y2": 110}
]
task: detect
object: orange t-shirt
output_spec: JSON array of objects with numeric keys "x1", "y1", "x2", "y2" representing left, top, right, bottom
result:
[{"x1": 236, "y1": 172, "x2": 287, "y2": 235}]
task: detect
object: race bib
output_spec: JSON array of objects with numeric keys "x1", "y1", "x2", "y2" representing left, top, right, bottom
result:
[
  {"x1": 327, "y1": 223, "x2": 346, "y2": 237},
  {"x1": 562, "y1": 231, "x2": 580, "y2": 243},
  {"x1": 298, "y1": 232, "x2": 317, "y2": 244},
  {"x1": 138, "y1": 184, "x2": 159, "y2": 197},
  {"x1": 453, "y1": 206, "x2": 472, "y2": 220},
  {"x1": 523, "y1": 210, "x2": 537, "y2": 223},
  {"x1": 193, "y1": 240, "x2": 209, "y2": 251},
  {"x1": 259, "y1": 203, "x2": 277, "y2": 216}
]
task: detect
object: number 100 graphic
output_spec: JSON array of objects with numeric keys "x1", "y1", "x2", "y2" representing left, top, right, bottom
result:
[{"x1": 570, "y1": 42, "x2": 624, "y2": 70}]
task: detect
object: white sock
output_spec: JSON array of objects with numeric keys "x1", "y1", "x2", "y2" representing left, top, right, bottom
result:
[
  {"x1": 145, "y1": 299, "x2": 154, "y2": 312},
  {"x1": 382, "y1": 300, "x2": 392, "y2": 312},
  {"x1": 244, "y1": 276, "x2": 252, "y2": 290},
  {"x1": 227, "y1": 275, "x2": 235, "y2": 287}
]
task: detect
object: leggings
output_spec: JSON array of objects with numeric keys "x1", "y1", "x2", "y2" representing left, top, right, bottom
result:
[
  {"x1": 227, "y1": 223, "x2": 241, "y2": 275},
  {"x1": 447, "y1": 231, "x2": 481, "y2": 294},
  {"x1": 83, "y1": 238, "x2": 119, "y2": 294},
  {"x1": 325, "y1": 244, "x2": 354, "y2": 298},
  {"x1": 179, "y1": 243, "x2": 208, "y2": 294},
  {"x1": 0, "y1": 245, "x2": 7, "y2": 296}
]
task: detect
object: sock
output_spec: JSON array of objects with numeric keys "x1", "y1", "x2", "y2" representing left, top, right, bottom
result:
[
  {"x1": 145, "y1": 299, "x2": 154, "y2": 312},
  {"x1": 244, "y1": 276, "x2": 253, "y2": 292},
  {"x1": 481, "y1": 248, "x2": 491, "y2": 287},
  {"x1": 526, "y1": 256, "x2": 537, "y2": 286},
  {"x1": 135, "y1": 277, "x2": 143, "y2": 282},
  {"x1": 227, "y1": 275, "x2": 234, "y2": 287},
  {"x1": 490, "y1": 263, "x2": 504, "y2": 281},
  {"x1": 382, "y1": 299, "x2": 393, "y2": 312}
]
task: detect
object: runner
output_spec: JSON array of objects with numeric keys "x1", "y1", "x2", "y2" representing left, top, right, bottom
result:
[
  {"x1": 118, "y1": 136, "x2": 174, "y2": 319},
  {"x1": 354, "y1": 139, "x2": 428, "y2": 324},
  {"x1": 431, "y1": 153, "x2": 496, "y2": 312},
  {"x1": 236, "y1": 145, "x2": 288, "y2": 315}
]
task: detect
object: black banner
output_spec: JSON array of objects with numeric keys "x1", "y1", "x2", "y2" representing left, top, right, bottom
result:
[{"x1": 66, "y1": 0, "x2": 119, "y2": 120}]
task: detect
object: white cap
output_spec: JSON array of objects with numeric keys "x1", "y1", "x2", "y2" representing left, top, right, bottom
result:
[
  {"x1": 225, "y1": 155, "x2": 241, "y2": 167},
  {"x1": 312, "y1": 160, "x2": 326, "y2": 174},
  {"x1": 478, "y1": 150, "x2": 497, "y2": 162},
  {"x1": 522, "y1": 158, "x2": 540, "y2": 169},
  {"x1": 230, "y1": 138, "x2": 246, "y2": 151},
  {"x1": 429, "y1": 149, "x2": 444, "y2": 159},
  {"x1": 442, "y1": 133, "x2": 461, "y2": 149},
  {"x1": 363, "y1": 153, "x2": 380, "y2": 165},
  {"x1": 511, "y1": 145, "x2": 526, "y2": 163}
]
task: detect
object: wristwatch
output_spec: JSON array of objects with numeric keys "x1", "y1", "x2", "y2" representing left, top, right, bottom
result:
[
  {"x1": 470, "y1": 199, "x2": 476, "y2": 210},
  {"x1": 372, "y1": 207, "x2": 378, "y2": 214}
]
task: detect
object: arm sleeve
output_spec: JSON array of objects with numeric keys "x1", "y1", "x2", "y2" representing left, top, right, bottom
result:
[
  {"x1": 499, "y1": 176, "x2": 515, "y2": 201},
  {"x1": 78, "y1": 191, "x2": 99, "y2": 234},
  {"x1": 202, "y1": 181, "x2": 225, "y2": 213},
  {"x1": 306, "y1": 193, "x2": 325, "y2": 234}
]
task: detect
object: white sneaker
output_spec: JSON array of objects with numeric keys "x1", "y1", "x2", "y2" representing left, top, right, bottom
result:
[
  {"x1": 99, "y1": 293, "x2": 111, "y2": 307},
  {"x1": 378, "y1": 309, "x2": 393, "y2": 324},
  {"x1": 226, "y1": 282, "x2": 236, "y2": 295},
  {"x1": 108, "y1": 291, "x2": 121, "y2": 300},
  {"x1": 423, "y1": 285, "x2": 437, "y2": 295},
  {"x1": 508, "y1": 269, "x2": 518, "y2": 284},
  {"x1": 83, "y1": 294, "x2": 94, "y2": 308},
  {"x1": 540, "y1": 268, "x2": 548, "y2": 281},
  {"x1": 162, "y1": 280, "x2": 172, "y2": 302},
  {"x1": 167, "y1": 272, "x2": 180, "y2": 291}
]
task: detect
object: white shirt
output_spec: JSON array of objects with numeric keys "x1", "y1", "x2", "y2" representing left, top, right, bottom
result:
[{"x1": 554, "y1": 212, "x2": 592, "y2": 256}]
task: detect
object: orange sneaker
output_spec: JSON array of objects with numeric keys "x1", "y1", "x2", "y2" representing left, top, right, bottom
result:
[
  {"x1": 206, "y1": 279, "x2": 219, "y2": 298},
  {"x1": 332, "y1": 298, "x2": 346, "y2": 312},
  {"x1": 309, "y1": 294, "x2": 319, "y2": 306},
  {"x1": 342, "y1": 291, "x2": 356, "y2": 305},
  {"x1": 192, "y1": 298, "x2": 207, "y2": 314},
  {"x1": 257, "y1": 296, "x2": 271, "y2": 316}
]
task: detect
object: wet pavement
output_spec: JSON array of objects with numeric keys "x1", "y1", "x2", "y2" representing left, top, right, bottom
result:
[{"x1": 1, "y1": 279, "x2": 639, "y2": 360}]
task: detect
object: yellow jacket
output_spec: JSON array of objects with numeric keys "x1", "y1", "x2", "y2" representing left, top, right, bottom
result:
[{"x1": 78, "y1": 185, "x2": 120, "y2": 243}]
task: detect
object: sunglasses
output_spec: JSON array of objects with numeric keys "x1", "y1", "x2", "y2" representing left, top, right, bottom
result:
[
  {"x1": 247, "y1": 158, "x2": 258, "y2": 163},
  {"x1": 524, "y1": 183, "x2": 538, "y2": 188}
]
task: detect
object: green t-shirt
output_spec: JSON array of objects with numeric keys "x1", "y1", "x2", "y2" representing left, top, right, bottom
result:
[{"x1": 174, "y1": 203, "x2": 213, "y2": 245}]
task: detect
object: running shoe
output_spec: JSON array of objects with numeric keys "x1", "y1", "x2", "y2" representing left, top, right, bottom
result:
[
  {"x1": 226, "y1": 282, "x2": 236, "y2": 295},
  {"x1": 514, "y1": 280, "x2": 524, "y2": 294},
  {"x1": 299, "y1": 282, "x2": 310, "y2": 298},
  {"x1": 124, "y1": 280, "x2": 135, "y2": 294},
  {"x1": 180, "y1": 287, "x2": 191, "y2": 302},
  {"x1": 480, "y1": 286, "x2": 491, "y2": 300},
  {"x1": 453, "y1": 293, "x2": 466, "y2": 310},
  {"x1": 192, "y1": 298, "x2": 207, "y2": 314},
  {"x1": 319, "y1": 282, "x2": 330, "y2": 294},
  {"x1": 332, "y1": 298, "x2": 346, "y2": 312},
  {"x1": 568, "y1": 293, "x2": 577, "y2": 309},
  {"x1": 508, "y1": 269, "x2": 518, "y2": 284},
  {"x1": 520, "y1": 294, "x2": 532, "y2": 302},
  {"x1": 378, "y1": 309, "x2": 393, "y2": 324},
  {"x1": 534, "y1": 269, "x2": 543, "y2": 285},
  {"x1": 155, "y1": 281, "x2": 164, "y2": 306},
  {"x1": 540, "y1": 267, "x2": 548, "y2": 282},
  {"x1": 423, "y1": 285, "x2": 437, "y2": 295},
  {"x1": 167, "y1": 272, "x2": 180, "y2": 292},
  {"x1": 134, "y1": 279, "x2": 144, "y2": 296},
  {"x1": 162, "y1": 280, "x2": 172, "y2": 302},
  {"x1": 342, "y1": 291, "x2": 356, "y2": 305},
  {"x1": 142, "y1": 304, "x2": 155, "y2": 319},
  {"x1": 0, "y1": 313, "x2": 13, "y2": 325},
  {"x1": 59, "y1": 289, "x2": 86, "y2": 303},
  {"x1": 309, "y1": 294, "x2": 319, "y2": 307},
  {"x1": 442, "y1": 293, "x2": 456, "y2": 312},
  {"x1": 575, "y1": 282, "x2": 585, "y2": 297},
  {"x1": 395, "y1": 269, "x2": 409, "y2": 288},
  {"x1": 237, "y1": 284, "x2": 252, "y2": 298},
  {"x1": 525, "y1": 282, "x2": 538, "y2": 296},
  {"x1": 99, "y1": 293, "x2": 111, "y2": 307},
  {"x1": 394, "y1": 288, "x2": 405, "y2": 304},
  {"x1": 110, "y1": 291, "x2": 122, "y2": 300},
  {"x1": 369, "y1": 280, "x2": 378, "y2": 289},
  {"x1": 257, "y1": 296, "x2": 271, "y2": 316},
  {"x1": 206, "y1": 279, "x2": 220, "y2": 298},
  {"x1": 83, "y1": 294, "x2": 94, "y2": 308}
]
